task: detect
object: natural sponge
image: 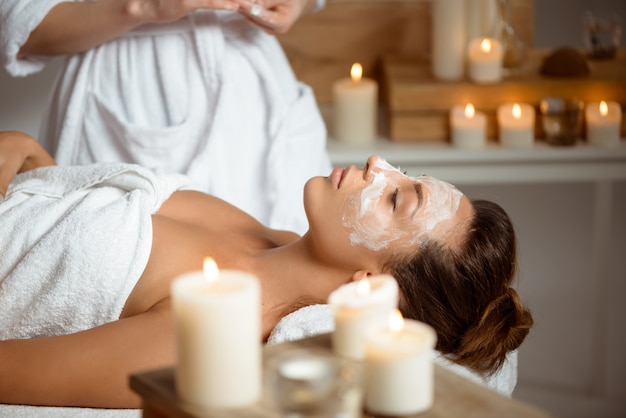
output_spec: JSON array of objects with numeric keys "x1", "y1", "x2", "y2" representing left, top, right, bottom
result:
[{"x1": 540, "y1": 47, "x2": 591, "y2": 77}]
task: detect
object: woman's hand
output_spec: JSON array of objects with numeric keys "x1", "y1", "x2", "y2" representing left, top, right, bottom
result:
[
  {"x1": 0, "y1": 132, "x2": 56, "y2": 196},
  {"x1": 237, "y1": 0, "x2": 316, "y2": 34}
]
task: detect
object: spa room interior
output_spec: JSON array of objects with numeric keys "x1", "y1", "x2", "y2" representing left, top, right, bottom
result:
[{"x1": 1, "y1": 0, "x2": 625, "y2": 417}]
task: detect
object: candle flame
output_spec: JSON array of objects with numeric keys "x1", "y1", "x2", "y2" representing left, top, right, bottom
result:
[
  {"x1": 203, "y1": 257, "x2": 219, "y2": 281},
  {"x1": 600, "y1": 101, "x2": 608, "y2": 117},
  {"x1": 512, "y1": 103, "x2": 522, "y2": 119},
  {"x1": 350, "y1": 63, "x2": 363, "y2": 82},
  {"x1": 356, "y1": 277, "x2": 371, "y2": 296},
  {"x1": 464, "y1": 103, "x2": 475, "y2": 118},
  {"x1": 389, "y1": 309, "x2": 405, "y2": 332},
  {"x1": 480, "y1": 38, "x2": 492, "y2": 53}
]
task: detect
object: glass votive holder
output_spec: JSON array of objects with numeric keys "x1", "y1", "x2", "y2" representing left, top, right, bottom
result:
[
  {"x1": 539, "y1": 97, "x2": 584, "y2": 146},
  {"x1": 583, "y1": 11, "x2": 622, "y2": 60},
  {"x1": 264, "y1": 349, "x2": 362, "y2": 418}
]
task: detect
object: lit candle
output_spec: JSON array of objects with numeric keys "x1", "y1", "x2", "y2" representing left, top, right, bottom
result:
[
  {"x1": 332, "y1": 62, "x2": 378, "y2": 143},
  {"x1": 585, "y1": 100, "x2": 622, "y2": 147},
  {"x1": 497, "y1": 102, "x2": 535, "y2": 147},
  {"x1": 328, "y1": 274, "x2": 398, "y2": 360},
  {"x1": 265, "y1": 350, "x2": 362, "y2": 416},
  {"x1": 467, "y1": 37, "x2": 504, "y2": 83},
  {"x1": 450, "y1": 103, "x2": 487, "y2": 148},
  {"x1": 364, "y1": 310, "x2": 437, "y2": 416},
  {"x1": 171, "y1": 258, "x2": 262, "y2": 409}
]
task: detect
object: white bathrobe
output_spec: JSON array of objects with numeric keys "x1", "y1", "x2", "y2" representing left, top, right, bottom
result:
[{"x1": 0, "y1": 1, "x2": 331, "y2": 235}]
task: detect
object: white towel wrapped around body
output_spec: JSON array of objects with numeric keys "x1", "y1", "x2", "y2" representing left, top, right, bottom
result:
[
  {"x1": 267, "y1": 304, "x2": 519, "y2": 397},
  {"x1": 0, "y1": 163, "x2": 190, "y2": 340}
]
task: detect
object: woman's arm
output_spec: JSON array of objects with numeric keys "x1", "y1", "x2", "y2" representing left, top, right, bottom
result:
[
  {"x1": 0, "y1": 131, "x2": 56, "y2": 196},
  {"x1": 18, "y1": 0, "x2": 241, "y2": 57},
  {"x1": 0, "y1": 300, "x2": 175, "y2": 408}
]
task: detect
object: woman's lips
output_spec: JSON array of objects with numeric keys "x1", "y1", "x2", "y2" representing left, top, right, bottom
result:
[{"x1": 330, "y1": 167, "x2": 345, "y2": 189}]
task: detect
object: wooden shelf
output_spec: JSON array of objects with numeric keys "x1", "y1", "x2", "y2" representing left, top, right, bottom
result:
[{"x1": 383, "y1": 49, "x2": 626, "y2": 142}]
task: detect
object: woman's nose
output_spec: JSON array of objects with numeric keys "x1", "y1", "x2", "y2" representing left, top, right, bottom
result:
[{"x1": 364, "y1": 155, "x2": 379, "y2": 179}]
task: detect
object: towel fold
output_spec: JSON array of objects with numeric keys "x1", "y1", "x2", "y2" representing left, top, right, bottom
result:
[
  {"x1": 0, "y1": 163, "x2": 190, "y2": 340},
  {"x1": 267, "y1": 304, "x2": 518, "y2": 397}
]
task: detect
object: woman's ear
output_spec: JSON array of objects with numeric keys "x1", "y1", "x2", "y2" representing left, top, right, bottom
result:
[{"x1": 350, "y1": 270, "x2": 371, "y2": 282}]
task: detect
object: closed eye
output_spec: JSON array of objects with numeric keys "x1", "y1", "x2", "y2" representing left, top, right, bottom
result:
[{"x1": 390, "y1": 188, "x2": 399, "y2": 210}]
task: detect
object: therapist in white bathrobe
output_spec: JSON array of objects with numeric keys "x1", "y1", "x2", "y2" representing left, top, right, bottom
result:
[{"x1": 0, "y1": 0, "x2": 331, "y2": 234}]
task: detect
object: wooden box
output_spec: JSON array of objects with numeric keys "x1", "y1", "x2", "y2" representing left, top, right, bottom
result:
[{"x1": 383, "y1": 50, "x2": 626, "y2": 142}]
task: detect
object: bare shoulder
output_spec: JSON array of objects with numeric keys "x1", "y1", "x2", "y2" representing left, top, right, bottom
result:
[
  {"x1": 157, "y1": 190, "x2": 302, "y2": 245},
  {"x1": 158, "y1": 190, "x2": 262, "y2": 229}
]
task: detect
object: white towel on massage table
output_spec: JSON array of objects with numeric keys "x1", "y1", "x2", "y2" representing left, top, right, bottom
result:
[
  {"x1": 0, "y1": 163, "x2": 190, "y2": 340},
  {"x1": 267, "y1": 304, "x2": 519, "y2": 397}
]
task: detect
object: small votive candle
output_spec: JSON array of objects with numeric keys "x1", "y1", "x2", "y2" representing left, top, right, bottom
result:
[
  {"x1": 450, "y1": 103, "x2": 487, "y2": 148},
  {"x1": 497, "y1": 102, "x2": 535, "y2": 148},
  {"x1": 467, "y1": 37, "x2": 504, "y2": 83},
  {"x1": 171, "y1": 258, "x2": 262, "y2": 409},
  {"x1": 328, "y1": 274, "x2": 398, "y2": 360},
  {"x1": 332, "y1": 62, "x2": 378, "y2": 143},
  {"x1": 265, "y1": 349, "x2": 362, "y2": 417},
  {"x1": 364, "y1": 310, "x2": 437, "y2": 416},
  {"x1": 585, "y1": 100, "x2": 622, "y2": 147}
]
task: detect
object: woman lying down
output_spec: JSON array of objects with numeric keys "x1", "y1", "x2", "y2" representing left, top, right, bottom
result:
[{"x1": 0, "y1": 131, "x2": 533, "y2": 408}]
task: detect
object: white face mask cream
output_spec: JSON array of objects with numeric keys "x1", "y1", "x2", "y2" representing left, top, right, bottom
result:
[{"x1": 343, "y1": 158, "x2": 463, "y2": 251}]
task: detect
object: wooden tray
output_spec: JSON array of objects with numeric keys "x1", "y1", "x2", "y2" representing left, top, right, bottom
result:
[{"x1": 130, "y1": 334, "x2": 555, "y2": 418}]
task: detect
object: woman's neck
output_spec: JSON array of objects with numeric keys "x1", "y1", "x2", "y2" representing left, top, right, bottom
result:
[{"x1": 251, "y1": 236, "x2": 351, "y2": 339}]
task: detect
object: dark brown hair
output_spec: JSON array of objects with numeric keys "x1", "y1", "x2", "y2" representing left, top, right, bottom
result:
[{"x1": 386, "y1": 199, "x2": 533, "y2": 375}]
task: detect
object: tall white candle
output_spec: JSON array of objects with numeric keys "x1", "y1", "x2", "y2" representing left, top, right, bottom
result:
[
  {"x1": 450, "y1": 103, "x2": 487, "y2": 148},
  {"x1": 364, "y1": 311, "x2": 437, "y2": 416},
  {"x1": 497, "y1": 102, "x2": 535, "y2": 147},
  {"x1": 585, "y1": 101, "x2": 622, "y2": 148},
  {"x1": 171, "y1": 258, "x2": 262, "y2": 409},
  {"x1": 431, "y1": 0, "x2": 466, "y2": 81},
  {"x1": 467, "y1": 37, "x2": 503, "y2": 83},
  {"x1": 328, "y1": 274, "x2": 398, "y2": 360},
  {"x1": 332, "y1": 62, "x2": 378, "y2": 143}
]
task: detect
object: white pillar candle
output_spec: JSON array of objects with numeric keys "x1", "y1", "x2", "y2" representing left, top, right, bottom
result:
[
  {"x1": 364, "y1": 311, "x2": 437, "y2": 416},
  {"x1": 450, "y1": 103, "x2": 487, "y2": 148},
  {"x1": 497, "y1": 102, "x2": 535, "y2": 148},
  {"x1": 585, "y1": 101, "x2": 622, "y2": 148},
  {"x1": 171, "y1": 258, "x2": 262, "y2": 409},
  {"x1": 332, "y1": 62, "x2": 378, "y2": 143},
  {"x1": 467, "y1": 37, "x2": 503, "y2": 83},
  {"x1": 328, "y1": 274, "x2": 399, "y2": 360},
  {"x1": 431, "y1": 0, "x2": 466, "y2": 81}
]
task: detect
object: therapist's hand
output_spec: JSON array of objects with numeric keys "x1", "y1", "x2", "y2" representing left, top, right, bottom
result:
[{"x1": 237, "y1": 0, "x2": 317, "y2": 34}]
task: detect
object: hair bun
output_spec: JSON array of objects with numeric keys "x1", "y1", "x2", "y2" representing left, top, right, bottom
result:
[{"x1": 455, "y1": 288, "x2": 534, "y2": 374}]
